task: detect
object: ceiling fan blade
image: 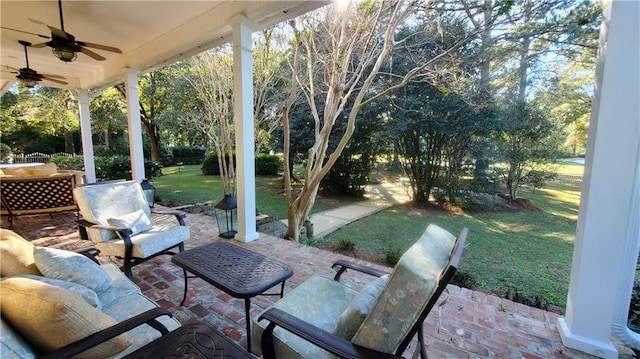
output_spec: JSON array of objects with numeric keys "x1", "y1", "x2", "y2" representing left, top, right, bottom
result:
[
  {"x1": 79, "y1": 42, "x2": 122, "y2": 54},
  {"x1": 31, "y1": 42, "x2": 49, "y2": 48},
  {"x1": 41, "y1": 73, "x2": 66, "y2": 79},
  {"x1": 28, "y1": 18, "x2": 46, "y2": 26},
  {"x1": 47, "y1": 25, "x2": 71, "y2": 40},
  {"x1": 80, "y1": 47, "x2": 106, "y2": 61},
  {"x1": 2, "y1": 65, "x2": 20, "y2": 72},
  {"x1": 0, "y1": 26, "x2": 51, "y2": 39},
  {"x1": 43, "y1": 76, "x2": 68, "y2": 85}
]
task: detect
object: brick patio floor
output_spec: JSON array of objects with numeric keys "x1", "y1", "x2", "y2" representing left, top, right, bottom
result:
[{"x1": 2, "y1": 211, "x2": 635, "y2": 358}]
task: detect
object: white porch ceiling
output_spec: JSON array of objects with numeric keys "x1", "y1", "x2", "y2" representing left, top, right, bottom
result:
[{"x1": 0, "y1": 0, "x2": 327, "y2": 91}]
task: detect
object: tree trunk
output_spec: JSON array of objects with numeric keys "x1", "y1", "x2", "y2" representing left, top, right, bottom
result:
[
  {"x1": 145, "y1": 122, "x2": 161, "y2": 162},
  {"x1": 63, "y1": 126, "x2": 74, "y2": 154}
]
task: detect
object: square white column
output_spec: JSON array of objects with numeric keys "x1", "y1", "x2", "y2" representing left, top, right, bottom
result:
[
  {"x1": 232, "y1": 16, "x2": 259, "y2": 242},
  {"x1": 75, "y1": 90, "x2": 96, "y2": 183},
  {"x1": 124, "y1": 69, "x2": 146, "y2": 181},
  {"x1": 558, "y1": 1, "x2": 640, "y2": 357}
]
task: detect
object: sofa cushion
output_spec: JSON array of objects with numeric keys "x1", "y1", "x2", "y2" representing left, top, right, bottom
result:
[
  {"x1": 0, "y1": 277, "x2": 131, "y2": 358},
  {"x1": 27, "y1": 163, "x2": 58, "y2": 176},
  {"x1": 332, "y1": 274, "x2": 389, "y2": 340},
  {"x1": 97, "y1": 263, "x2": 142, "y2": 304},
  {"x1": 0, "y1": 229, "x2": 41, "y2": 276},
  {"x1": 1, "y1": 167, "x2": 29, "y2": 176},
  {"x1": 107, "y1": 209, "x2": 153, "y2": 235},
  {"x1": 15, "y1": 274, "x2": 102, "y2": 309},
  {"x1": 34, "y1": 246, "x2": 112, "y2": 292},
  {"x1": 1, "y1": 318, "x2": 37, "y2": 359}
]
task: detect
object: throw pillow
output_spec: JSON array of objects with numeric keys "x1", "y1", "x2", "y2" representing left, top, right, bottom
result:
[
  {"x1": 33, "y1": 246, "x2": 112, "y2": 292},
  {"x1": 0, "y1": 229, "x2": 41, "y2": 276},
  {"x1": 107, "y1": 209, "x2": 153, "y2": 235},
  {"x1": 1, "y1": 167, "x2": 29, "y2": 176},
  {"x1": 333, "y1": 274, "x2": 390, "y2": 340},
  {"x1": 26, "y1": 163, "x2": 58, "y2": 177},
  {"x1": 15, "y1": 274, "x2": 102, "y2": 309},
  {"x1": 0, "y1": 277, "x2": 131, "y2": 358}
]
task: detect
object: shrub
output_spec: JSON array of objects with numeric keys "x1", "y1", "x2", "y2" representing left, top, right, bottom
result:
[
  {"x1": 0, "y1": 143, "x2": 13, "y2": 162},
  {"x1": 171, "y1": 146, "x2": 206, "y2": 165},
  {"x1": 201, "y1": 153, "x2": 220, "y2": 175},
  {"x1": 256, "y1": 154, "x2": 282, "y2": 175},
  {"x1": 336, "y1": 239, "x2": 355, "y2": 255},
  {"x1": 384, "y1": 245, "x2": 402, "y2": 265},
  {"x1": 50, "y1": 155, "x2": 85, "y2": 170},
  {"x1": 201, "y1": 152, "x2": 235, "y2": 175},
  {"x1": 322, "y1": 154, "x2": 371, "y2": 197}
]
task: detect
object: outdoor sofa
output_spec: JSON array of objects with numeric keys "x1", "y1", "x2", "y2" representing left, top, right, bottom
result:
[
  {"x1": 0, "y1": 229, "x2": 181, "y2": 358},
  {"x1": 0, "y1": 163, "x2": 84, "y2": 227}
]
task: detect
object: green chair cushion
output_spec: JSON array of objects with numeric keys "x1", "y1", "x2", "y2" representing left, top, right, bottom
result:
[
  {"x1": 332, "y1": 274, "x2": 389, "y2": 340},
  {"x1": 351, "y1": 224, "x2": 456, "y2": 354}
]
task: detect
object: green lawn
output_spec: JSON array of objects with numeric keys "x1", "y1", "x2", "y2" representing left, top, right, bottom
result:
[
  {"x1": 153, "y1": 165, "x2": 344, "y2": 219},
  {"x1": 154, "y1": 162, "x2": 583, "y2": 308},
  {"x1": 318, "y1": 177, "x2": 582, "y2": 308}
]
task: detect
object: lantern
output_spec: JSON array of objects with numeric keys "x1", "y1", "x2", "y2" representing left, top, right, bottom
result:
[
  {"x1": 214, "y1": 194, "x2": 238, "y2": 239},
  {"x1": 140, "y1": 179, "x2": 156, "y2": 207}
]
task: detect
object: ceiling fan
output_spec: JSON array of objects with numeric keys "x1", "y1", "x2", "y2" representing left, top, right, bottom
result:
[
  {"x1": 2, "y1": 40, "x2": 68, "y2": 88},
  {"x1": 4, "y1": 0, "x2": 122, "y2": 62}
]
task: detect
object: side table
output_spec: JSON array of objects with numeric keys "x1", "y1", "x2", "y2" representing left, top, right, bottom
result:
[{"x1": 123, "y1": 323, "x2": 252, "y2": 358}]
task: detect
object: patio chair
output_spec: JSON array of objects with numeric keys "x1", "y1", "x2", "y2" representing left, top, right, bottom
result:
[
  {"x1": 73, "y1": 180, "x2": 190, "y2": 280},
  {"x1": 255, "y1": 224, "x2": 468, "y2": 359}
]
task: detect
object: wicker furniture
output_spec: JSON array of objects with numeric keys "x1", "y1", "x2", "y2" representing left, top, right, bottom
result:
[
  {"x1": 0, "y1": 174, "x2": 79, "y2": 228},
  {"x1": 172, "y1": 241, "x2": 293, "y2": 352}
]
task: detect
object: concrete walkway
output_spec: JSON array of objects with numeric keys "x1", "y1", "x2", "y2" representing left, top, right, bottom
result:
[{"x1": 308, "y1": 181, "x2": 411, "y2": 237}]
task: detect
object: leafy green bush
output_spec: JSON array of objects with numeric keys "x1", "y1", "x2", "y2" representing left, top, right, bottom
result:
[
  {"x1": 336, "y1": 239, "x2": 355, "y2": 254},
  {"x1": 0, "y1": 143, "x2": 13, "y2": 162},
  {"x1": 50, "y1": 155, "x2": 162, "y2": 180},
  {"x1": 256, "y1": 154, "x2": 282, "y2": 175},
  {"x1": 201, "y1": 152, "x2": 235, "y2": 175},
  {"x1": 171, "y1": 146, "x2": 206, "y2": 165},
  {"x1": 50, "y1": 155, "x2": 85, "y2": 170},
  {"x1": 322, "y1": 154, "x2": 371, "y2": 196},
  {"x1": 384, "y1": 245, "x2": 402, "y2": 266},
  {"x1": 201, "y1": 153, "x2": 220, "y2": 175}
]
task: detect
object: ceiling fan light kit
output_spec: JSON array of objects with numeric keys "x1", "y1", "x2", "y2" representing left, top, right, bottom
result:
[
  {"x1": 52, "y1": 44, "x2": 77, "y2": 62},
  {"x1": 5, "y1": 40, "x2": 69, "y2": 88},
  {"x1": 17, "y1": 74, "x2": 37, "y2": 88}
]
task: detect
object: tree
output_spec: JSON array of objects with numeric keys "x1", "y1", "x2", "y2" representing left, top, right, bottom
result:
[
  {"x1": 493, "y1": 100, "x2": 561, "y2": 200},
  {"x1": 116, "y1": 66, "x2": 179, "y2": 163},
  {"x1": 253, "y1": 27, "x2": 293, "y2": 155},
  {"x1": 90, "y1": 87, "x2": 128, "y2": 152},
  {"x1": 1, "y1": 85, "x2": 79, "y2": 154},
  {"x1": 281, "y1": 1, "x2": 490, "y2": 241},
  {"x1": 178, "y1": 48, "x2": 236, "y2": 195}
]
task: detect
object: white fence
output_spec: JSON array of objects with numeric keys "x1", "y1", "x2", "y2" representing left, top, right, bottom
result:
[{"x1": 11, "y1": 152, "x2": 74, "y2": 164}]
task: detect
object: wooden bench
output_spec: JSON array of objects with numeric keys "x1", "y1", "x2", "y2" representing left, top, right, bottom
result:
[{"x1": 0, "y1": 174, "x2": 78, "y2": 227}]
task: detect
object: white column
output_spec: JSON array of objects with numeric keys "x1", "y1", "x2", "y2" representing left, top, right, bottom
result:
[
  {"x1": 232, "y1": 16, "x2": 259, "y2": 243},
  {"x1": 558, "y1": 1, "x2": 640, "y2": 358},
  {"x1": 76, "y1": 90, "x2": 96, "y2": 183},
  {"x1": 124, "y1": 69, "x2": 146, "y2": 181}
]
